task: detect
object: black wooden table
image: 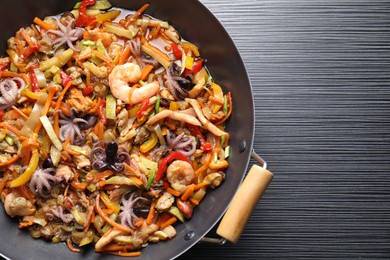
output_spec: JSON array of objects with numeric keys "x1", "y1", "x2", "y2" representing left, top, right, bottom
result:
[{"x1": 181, "y1": 0, "x2": 390, "y2": 259}]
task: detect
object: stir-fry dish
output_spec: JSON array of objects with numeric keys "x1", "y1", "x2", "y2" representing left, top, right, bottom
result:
[{"x1": 0, "y1": 0, "x2": 232, "y2": 256}]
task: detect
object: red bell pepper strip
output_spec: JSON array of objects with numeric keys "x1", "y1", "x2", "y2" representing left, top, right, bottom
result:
[
  {"x1": 23, "y1": 43, "x2": 40, "y2": 59},
  {"x1": 171, "y1": 43, "x2": 182, "y2": 60},
  {"x1": 156, "y1": 152, "x2": 192, "y2": 181},
  {"x1": 60, "y1": 71, "x2": 72, "y2": 87},
  {"x1": 137, "y1": 98, "x2": 149, "y2": 119},
  {"x1": 82, "y1": 85, "x2": 94, "y2": 96},
  {"x1": 0, "y1": 110, "x2": 4, "y2": 121},
  {"x1": 98, "y1": 99, "x2": 108, "y2": 125},
  {"x1": 186, "y1": 124, "x2": 213, "y2": 152},
  {"x1": 29, "y1": 64, "x2": 39, "y2": 92},
  {"x1": 75, "y1": 0, "x2": 97, "y2": 27},
  {"x1": 183, "y1": 59, "x2": 203, "y2": 76}
]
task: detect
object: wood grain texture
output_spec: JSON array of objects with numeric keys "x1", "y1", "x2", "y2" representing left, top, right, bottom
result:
[{"x1": 181, "y1": 0, "x2": 390, "y2": 259}]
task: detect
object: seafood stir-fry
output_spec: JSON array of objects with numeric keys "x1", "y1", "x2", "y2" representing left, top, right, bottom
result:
[{"x1": 0, "y1": 0, "x2": 232, "y2": 256}]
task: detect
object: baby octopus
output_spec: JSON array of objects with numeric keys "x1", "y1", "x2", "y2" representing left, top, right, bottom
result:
[
  {"x1": 90, "y1": 141, "x2": 130, "y2": 173},
  {"x1": 29, "y1": 167, "x2": 56, "y2": 197},
  {"x1": 119, "y1": 192, "x2": 148, "y2": 230},
  {"x1": 0, "y1": 77, "x2": 24, "y2": 109},
  {"x1": 47, "y1": 17, "x2": 83, "y2": 51}
]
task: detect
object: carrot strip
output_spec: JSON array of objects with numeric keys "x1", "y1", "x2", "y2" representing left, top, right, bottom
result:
[
  {"x1": 160, "y1": 216, "x2": 177, "y2": 229},
  {"x1": 15, "y1": 184, "x2": 35, "y2": 200},
  {"x1": 135, "y1": 219, "x2": 144, "y2": 227},
  {"x1": 0, "y1": 155, "x2": 20, "y2": 167},
  {"x1": 63, "y1": 137, "x2": 81, "y2": 156},
  {"x1": 87, "y1": 98, "x2": 101, "y2": 114},
  {"x1": 54, "y1": 81, "x2": 72, "y2": 136},
  {"x1": 34, "y1": 86, "x2": 57, "y2": 133},
  {"x1": 189, "y1": 197, "x2": 200, "y2": 206},
  {"x1": 104, "y1": 251, "x2": 141, "y2": 257},
  {"x1": 140, "y1": 64, "x2": 154, "y2": 81},
  {"x1": 33, "y1": 17, "x2": 56, "y2": 30},
  {"x1": 194, "y1": 181, "x2": 209, "y2": 191},
  {"x1": 0, "y1": 173, "x2": 10, "y2": 194},
  {"x1": 95, "y1": 194, "x2": 133, "y2": 233},
  {"x1": 1, "y1": 71, "x2": 24, "y2": 79},
  {"x1": 92, "y1": 169, "x2": 114, "y2": 181},
  {"x1": 181, "y1": 185, "x2": 195, "y2": 201},
  {"x1": 66, "y1": 238, "x2": 81, "y2": 253},
  {"x1": 19, "y1": 216, "x2": 35, "y2": 228},
  {"x1": 145, "y1": 201, "x2": 156, "y2": 225},
  {"x1": 92, "y1": 50, "x2": 112, "y2": 65},
  {"x1": 0, "y1": 122, "x2": 27, "y2": 141},
  {"x1": 119, "y1": 45, "x2": 131, "y2": 65},
  {"x1": 11, "y1": 106, "x2": 28, "y2": 120},
  {"x1": 195, "y1": 152, "x2": 212, "y2": 178},
  {"x1": 100, "y1": 244, "x2": 137, "y2": 252},
  {"x1": 125, "y1": 3, "x2": 150, "y2": 27},
  {"x1": 166, "y1": 187, "x2": 181, "y2": 197},
  {"x1": 209, "y1": 95, "x2": 224, "y2": 105}
]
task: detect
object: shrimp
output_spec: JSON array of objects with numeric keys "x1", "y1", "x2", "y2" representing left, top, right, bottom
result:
[
  {"x1": 108, "y1": 63, "x2": 160, "y2": 105},
  {"x1": 166, "y1": 160, "x2": 196, "y2": 193}
]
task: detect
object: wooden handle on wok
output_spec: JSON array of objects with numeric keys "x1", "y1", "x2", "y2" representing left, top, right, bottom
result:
[{"x1": 216, "y1": 164, "x2": 273, "y2": 243}]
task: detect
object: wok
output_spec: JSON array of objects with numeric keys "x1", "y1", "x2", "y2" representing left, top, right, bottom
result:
[{"x1": 0, "y1": 0, "x2": 273, "y2": 259}]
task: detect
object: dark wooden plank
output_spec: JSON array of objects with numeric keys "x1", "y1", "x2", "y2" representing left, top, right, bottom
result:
[{"x1": 181, "y1": 0, "x2": 390, "y2": 259}]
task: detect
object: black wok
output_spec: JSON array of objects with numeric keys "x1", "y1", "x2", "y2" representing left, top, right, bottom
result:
[{"x1": 0, "y1": 0, "x2": 271, "y2": 259}]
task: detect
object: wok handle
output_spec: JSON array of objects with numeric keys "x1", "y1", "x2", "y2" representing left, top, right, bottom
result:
[{"x1": 216, "y1": 164, "x2": 273, "y2": 243}]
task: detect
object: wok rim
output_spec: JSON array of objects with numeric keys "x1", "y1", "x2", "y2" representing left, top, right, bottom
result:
[{"x1": 0, "y1": 0, "x2": 255, "y2": 259}]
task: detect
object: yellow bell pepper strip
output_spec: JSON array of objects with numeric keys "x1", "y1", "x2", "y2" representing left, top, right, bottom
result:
[
  {"x1": 183, "y1": 59, "x2": 203, "y2": 77},
  {"x1": 95, "y1": 10, "x2": 121, "y2": 24},
  {"x1": 100, "y1": 191, "x2": 120, "y2": 214},
  {"x1": 210, "y1": 82, "x2": 224, "y2": 113},
  {"x1": 10, "y1": 148, "x2": 39, "y2": 188},
  {"x1": 141, "y1": 43, "x2": 171, "y2": 69},
  {"x1": 75, "y1": 0, "x2": 97, "y2": 27},
  {"x1": 156, "y1": 151, "x2": 192, "y2": 181},
  {"x1": 140, "y1": 132, "x2": 158, "y2": 153}
]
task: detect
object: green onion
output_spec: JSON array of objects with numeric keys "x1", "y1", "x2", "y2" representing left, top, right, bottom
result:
[
  {"x1": 223, "y1": 94, "x2": 228, "y2": 114},
  {"x1": 146, "y1": 170, "x2": 156, "y2": 190},
  {"x1": 105, "y1": 94, "x2": 116, "y2": 120},
  {"x1": 155, "y1": 96, "x2": 161, "y2": 113}
]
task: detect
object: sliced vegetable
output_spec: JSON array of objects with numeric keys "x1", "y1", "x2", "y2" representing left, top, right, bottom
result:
[
  {"x1": 155, "y1": 96, "x2": 161, "y2": 113},
  {"x1": 154, "y1": 124, "x2": 166, "y2": 146},
  {"x1": 141, "y1": 44, "x2": 171, "y2": 69},
  {"x1": 171, "y1": 43, "x2": 182, "y2": 60},
  {"x1": 75, "y1": 0, "x2": 97, "y2": 27},
  {"x1": 186, "y1": 124, "x2": 213, "y2": 152},
  {"x1": 146, "y1": 170, "x2": 156, "y2": 190},
  {"x1": 105, "y1": 94, "x2": 116, "y2": 120},
  {"x1": 10, "y1": 148, "x2": 39, "y2": 187},
  {"x1": 103, "y1": 22, "x2": 137, "y2": 40},
  {"x1": 95, "y1": 10, "x2": 121, "y2": 24},
  {"x1": 137, "y1": 98, "x2": 149, "y2": 119},
  {"x1": 140, "y1": 132, "x2": 158, "y2": 153},
  {"x1": 156, "y1": 151, "x2": 191, "y2": 181},
  {"x1": 40, "y1": 115, "x2": 63, "y2": 151},
  {"x1": 168, "y1": 206, "x2": 184, "y2": 223},
  {"x1": 39, "y1": 49, "x2": 74, "y2": 71},
  {"x1": 210, "y1": 82, "x2": 224, "y2": 113},
  {"x1": 20, "y1": 92, "x2": 47, "y2": 136}
]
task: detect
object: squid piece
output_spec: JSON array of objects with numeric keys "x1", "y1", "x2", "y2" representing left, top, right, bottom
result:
[
  {"x1": 185, "y1": 98, "x2": 228, "y2": 136},
  {"x1": 146, "y1": 109, "x2": 201, "y2": 126}
]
